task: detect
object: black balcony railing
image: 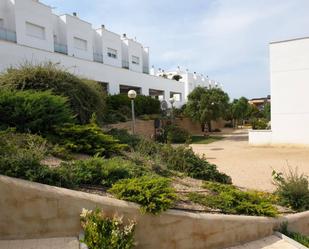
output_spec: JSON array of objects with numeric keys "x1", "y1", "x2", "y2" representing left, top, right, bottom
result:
[
  {"x1": 93, "y1": 52, "x2": 103, "y2": 63},
  {"x1": 54, "y1": 42, "x2": 68, "y2": 55},
  {"x1": 0, "y1": 27, "x2": 17, "y2": 43},
  {"x1": 143, "y1": 66, "x2": 149, "y2": 74},
  {"x1": 122, "y1": 60, "x2": 129, "y2": 69}
]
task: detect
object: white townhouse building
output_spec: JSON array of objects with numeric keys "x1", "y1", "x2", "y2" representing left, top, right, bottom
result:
[
  {"x1": 249, "y1": 36, "x2": 309, "y2": 146},
  {"x1": 0, "y1": 0, "x2": 219, "y2": 107}
]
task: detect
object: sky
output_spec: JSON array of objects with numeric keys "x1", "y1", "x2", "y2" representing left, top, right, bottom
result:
[{"x1": 42, "y1": 0, "x2": 309, "y2": 99}]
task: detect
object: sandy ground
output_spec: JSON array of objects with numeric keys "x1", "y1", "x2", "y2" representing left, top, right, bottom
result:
[{"x1": 191, "y1": 129, "x2": 309, "y2": 192}]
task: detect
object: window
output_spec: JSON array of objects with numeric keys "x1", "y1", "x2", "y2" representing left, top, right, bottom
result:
[
  {"x1": 132, "y1": 56, "x2": 140, "y2": 65},
  {"x1": 107, "y1": 48, "x2": 117, "y2": 59},
  {"x1": 26, "y1": 22, "x2": 45, "y2": 40},
  {"x1": 0, "y1": 19, "x2": 4, "y2": 28},
  {"x1": 74, "y1": 37, "x2": 87, "y2": 51}
]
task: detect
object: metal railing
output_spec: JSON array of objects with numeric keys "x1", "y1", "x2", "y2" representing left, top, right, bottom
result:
[
  {"x1": 0, "y1": 27, "x2": 17, "y2": 43},
  {"x1": 54, "y1": 42, "x2": 68, "y2": 55},
  {"x1": 93, "y1": 52, "x2": 103, "y2": 63},
  {"x1": 122, "y1": 60, "x2": 129, "y2": 69},
  {"x1": 143, "y1": 66, "x2": 149, "y2": 74}
]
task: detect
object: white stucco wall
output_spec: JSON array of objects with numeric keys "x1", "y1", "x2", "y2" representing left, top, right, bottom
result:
[
  {"x1": 127, "y1": 39, "x2": 143, "y2": 73},
  {"x1": 142, "y1": 47, "x2": 149, "y2": 73},
  {"x1": 60, "y1": 14, "x2": 93, "y2": 61},
  {"x1": 0, "y1": 40, "x2": 185, "y2": 107},
  {"x1": 98, "y1": 28, "x2": 122, "y2": 68},
  {"x1": 13, "y1": 0, "x2": 54, "y2": 52},
  {"x1": 249, "y1": 130, "x2": 272, "y2": 145},
  {"x1": 0, "y1": 0, "x2": 15, "y2": 31},
  {"x1": 270, "y1": 38, "x2": 309, "y2": 145},
  {"x1": 52, "y1": 14, "x2": 67, "y2": 47}
]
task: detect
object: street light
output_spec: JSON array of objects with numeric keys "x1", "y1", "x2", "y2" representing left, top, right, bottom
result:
[{"x1": 128, "y1": 90, "x2": 137, "y2": 134}]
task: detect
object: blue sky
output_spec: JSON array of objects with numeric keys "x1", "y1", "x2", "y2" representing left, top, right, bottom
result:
[{"x1": 42, "y1": 0, "x2": 309, "y2": 99}]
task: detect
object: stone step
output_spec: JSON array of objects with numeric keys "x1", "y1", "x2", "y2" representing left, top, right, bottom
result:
[{"x1": 0, "y1": 237, "x2": 79, "y2": 249}]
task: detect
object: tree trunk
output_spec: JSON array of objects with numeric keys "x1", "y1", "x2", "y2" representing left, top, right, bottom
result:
[{"x1": 207, "y1": 121, "x2": 212, "y2": 132}]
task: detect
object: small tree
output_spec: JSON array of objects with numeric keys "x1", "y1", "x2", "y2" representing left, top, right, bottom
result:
[
  {"x1": 232, "y1": 97, "x2": 249, "y2": 126},
  {"x1": 263, "y1": 103, "x2": 271, "y2": 121},
  {"x1": 185, "y1": 87, "x2": 229, "y2": 132}
]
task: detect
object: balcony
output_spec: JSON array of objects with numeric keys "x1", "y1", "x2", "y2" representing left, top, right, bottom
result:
[
  {"x1": 143, "y1": 66, "x2": 149, "y2": 74},
  {"x1": 0, "y1": 27, "x2": 17, "y2": 43},
  {"x1": 122, "y1": 60, "x2": 129, "y2": 69},
  {"x1": 54, "y1": 42, "x2": 68, "y2": 55},
  {"x1": 93, "y1": 52, "x2": 103, "y2": 63}
]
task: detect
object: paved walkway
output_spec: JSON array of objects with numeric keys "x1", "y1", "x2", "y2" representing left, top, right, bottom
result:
[
  {"x1": 0, "y1": 237, "x2": 79, "y2": 249},
  {"x1": 191, "y1": 129, "x2": 309, "y2": 191},
  {"x1": 226, "y1": 235, "x2": 299, "y2": 249}
]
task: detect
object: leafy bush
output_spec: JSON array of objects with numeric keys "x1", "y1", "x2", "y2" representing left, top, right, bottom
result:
[
  {"x1": 61, "y1": 157, "x2": 146, "y2": 188},
  {"x1": 109, "y1": 175, "x2": 177, "y2": 214},
  {"x1": 106, "y1": 94, "x2": 160, "y2": 117},
  {"x1": 80, "y1": 208, "x2": 136, "y2": 249},
  {"x1": 251, "y1": 118, "x2": 268, "y2": 130},
  {"x1": 0, "y1": 63, "x2": 106, "y2": 124},
  {"x1": 0, "y1": 130, "x2": 74, "y2": 188},
  {"x1": 272, "y1": 169, "x2": 309, "y2": 211},
  {"x1": 55, "y1": 123, "x2": 128, "y2": 157},
  {"x1": 279, "y1": 222, "x2": 309, "y2": 247},
  {"x1": 136, "y1": 139, "x2": 231, "y2": 183},
  {"x1": 107, "y1": 129, "x2": 141, "y2": 148},
  {"x1": 0, "y1": 131, "x2": 46, "y2": 181},
  {"x1": 188, "y1": 182, "x2": 278, "y2": 217},
  {"x1": 0, "y1": 90, "x2": 74, "y2": 134},
  {"x1": 165, "y1": 124, "x2": 191, "y2": 143}
]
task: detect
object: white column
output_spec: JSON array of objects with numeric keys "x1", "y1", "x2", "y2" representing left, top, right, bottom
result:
[{"x1": 109, "y1": 82, "x2": 120, "y2": 95}]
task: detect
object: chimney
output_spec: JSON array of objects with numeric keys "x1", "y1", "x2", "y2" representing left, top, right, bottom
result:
[{"x1": 73, "y1": 12, "x2": 77, "y2": 17}]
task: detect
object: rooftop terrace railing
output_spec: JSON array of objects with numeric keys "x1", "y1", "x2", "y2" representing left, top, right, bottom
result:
[
  {"x1": 93, "y1": 52, "x2": 103, "y2": 63},
  {"x1": 54, "y1": 42, "x2": 68, "y2": 55},
  {"x1": 122, "y1": 60, "x2": 129, "y2": 69},
  {"x1": 0, "y1": 27, "x2": 17, "y2": 43},
  {"x1": 143, "y1": 66, "x2": 149, "y2": 74}
]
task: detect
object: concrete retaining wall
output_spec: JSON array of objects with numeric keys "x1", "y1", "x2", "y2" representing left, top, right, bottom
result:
[
  {"x1": 106, "y1": 118, "x2": 227, "y2": 138},
  {"x1": 0, "y1": 175, "x2": 308, "y2": 249},
  {"x1": 249, "y1": 130, "x2": 272, "y2": 145}
]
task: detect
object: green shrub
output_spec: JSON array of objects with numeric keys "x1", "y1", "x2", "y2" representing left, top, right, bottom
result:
[
  {"x1": 80, "y1": 208, "x2": 136, "y2": 249},
  {"x1": 135, "y1": 139, "x2": 231, "y2": 183},
  {"x1": 0, "y1": 90, "x2": 74, "y2": 134},
  {"x1": 0, "y1": 63, "x2": 106, "y2": 124},
  {"x1": 279, "y1": 222, "x2": 309, "y2": 247},
  {"x1": 188, "y1": 182, "x2": 278, "y2": 217},
  {"x1": 272, "y1": 169, "x2": 309, "y2": 211},
  {"x1": 61, "y1": 157, "x2": 146, "y2": 188},
  {"x1": 107, "y1": 129, "x2": 141, "y2": 149},
  {"x1": 109, "y1": 175, "x2": 177, "y2": 214},
  {"x1": 251, "y1": 118, "x2": 268, "y2": 130},
  {"x1": 0, "y1": 130, "x2": 74, "y2": 187},
  {"x1": 49, "y1": 144, "x2": 73, "y2": 160},
  {"x1": 165, "y1": 124, "x2": 191, "y2": 143},
  {"x1": 55, "y1": 123, "x2": 128, "y2": 157}
]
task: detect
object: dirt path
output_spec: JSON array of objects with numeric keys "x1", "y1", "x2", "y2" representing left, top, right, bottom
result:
[{"x1": 191, "y1": 129, "x2": 309, "y2": 192}]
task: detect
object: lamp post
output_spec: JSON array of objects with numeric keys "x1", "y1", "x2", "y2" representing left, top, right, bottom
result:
[
  {"x1": 169, "y1": 97, "x2": 175, "y2": 121},
  {"x1": 128, "y1": 90, "x2": 137, "y2": 134}
]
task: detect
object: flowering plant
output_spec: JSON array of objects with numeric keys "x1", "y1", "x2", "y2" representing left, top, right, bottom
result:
[{"x1": 80, "y1": 208, "x2": 136, "y2": 249}]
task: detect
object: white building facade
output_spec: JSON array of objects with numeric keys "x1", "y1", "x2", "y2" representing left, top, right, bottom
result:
[
  {"x1": 249, "y1": 37, "x2": 309, "y2": 146},
  {"x1": 0, "y1": 0, "x2": 219, "y2": 108}
]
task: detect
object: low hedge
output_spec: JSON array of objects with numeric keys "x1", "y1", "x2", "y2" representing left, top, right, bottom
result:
[{"x1": 109, "y1": 175, "x2": 177, "y2": 214}]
